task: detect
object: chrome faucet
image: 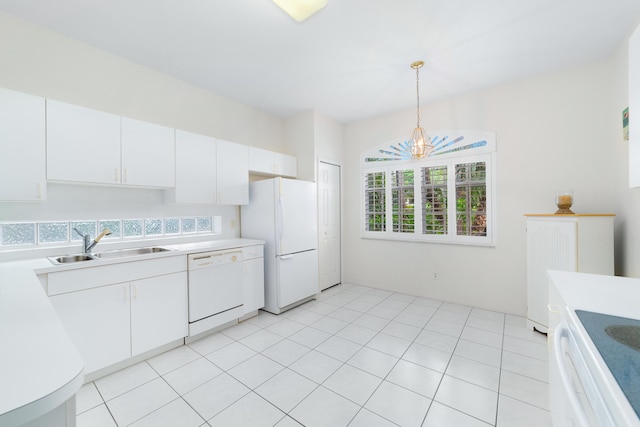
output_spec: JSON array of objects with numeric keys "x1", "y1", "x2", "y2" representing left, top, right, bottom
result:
[{"x1": 74, "y1": 228, "x2": 112, "y2": 253}]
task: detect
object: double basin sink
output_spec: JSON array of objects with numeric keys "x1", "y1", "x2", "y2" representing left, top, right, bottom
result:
[{"x1": 49, "y1": 247, "x2": 172, "y2": 265}]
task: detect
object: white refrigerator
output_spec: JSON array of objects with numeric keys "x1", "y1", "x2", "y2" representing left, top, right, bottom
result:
[{"x1": 241, "y1": 177, "x2": 319, "y2": 314}]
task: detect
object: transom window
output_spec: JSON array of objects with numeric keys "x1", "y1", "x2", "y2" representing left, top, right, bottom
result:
[{"x1": 361, "y1": 130, "x2": 496, "y2": 246}]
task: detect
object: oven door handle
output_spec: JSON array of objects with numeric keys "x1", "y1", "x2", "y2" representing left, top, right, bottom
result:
[{"x1": 553, "y1": 322, "x2": 591, "y2": 427}]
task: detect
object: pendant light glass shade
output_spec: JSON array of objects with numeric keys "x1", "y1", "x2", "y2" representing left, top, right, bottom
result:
[
  {"x1": 272, "y1": 0, "x2": 327, "y2": 22},
  {"x1": 409, "y1": 60, "x2": 434, "y2": 159}
]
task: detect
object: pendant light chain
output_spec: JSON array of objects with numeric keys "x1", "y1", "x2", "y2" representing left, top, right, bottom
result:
[{"x1": 415, "y1": 64, "x2": 421, "y2": 128}]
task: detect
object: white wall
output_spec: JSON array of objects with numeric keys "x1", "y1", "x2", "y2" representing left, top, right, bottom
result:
[
  {"x1": 0, "y1": 11, "x2": 285, "y2": 239},
  {"x1": 343, "y1": 59, "x2": 618, "y2": 316},
  {"x1": 610, "y1": 22, "x2": 640, "y2": 279}
]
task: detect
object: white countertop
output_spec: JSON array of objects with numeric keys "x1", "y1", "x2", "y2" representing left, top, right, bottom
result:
[
  {"x1": 0, "y1": 237, "x2": 263, "y2": 426},
  {"x1": 547, "y1": 270, "x2": 640, "y2": 320}
]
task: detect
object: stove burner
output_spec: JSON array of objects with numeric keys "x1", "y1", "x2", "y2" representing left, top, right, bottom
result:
[{"x1": 606, "y1": 325, "x2": 640, "y2": 352}]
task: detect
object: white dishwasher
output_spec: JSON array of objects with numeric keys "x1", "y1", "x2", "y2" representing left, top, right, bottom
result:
[{"x1": 188, "y1": 249, "x2": 243, "y2": 336}]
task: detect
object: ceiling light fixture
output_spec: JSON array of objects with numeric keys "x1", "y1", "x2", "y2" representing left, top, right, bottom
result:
[
  {"x1": 409, "y1": 60, "x2": 434, "y2": 159},
  {"x1": 272, "y1": 0, "x2": 327, "y2": 22}
]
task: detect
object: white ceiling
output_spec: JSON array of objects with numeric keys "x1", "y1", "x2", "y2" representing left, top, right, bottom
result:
[{"x1": 1, "y1": 0, "x2": 640, "y2": 123}]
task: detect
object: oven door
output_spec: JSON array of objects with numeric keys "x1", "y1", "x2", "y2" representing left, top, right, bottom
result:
[{"x1": 552, "y1": 321, "x2": 615, "y2": 426}]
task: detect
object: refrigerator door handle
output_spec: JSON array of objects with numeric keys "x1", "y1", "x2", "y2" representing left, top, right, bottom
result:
[
  {"x1": 280, "y1": 254, "x2": 294, "y2": 260},
  {"x1": 278, "y1": 195, "x2": 285, "y2": 242}
]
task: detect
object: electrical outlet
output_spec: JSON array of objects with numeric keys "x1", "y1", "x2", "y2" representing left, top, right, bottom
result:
[
  {"x1": 230, "y1": 219, "x2": 235, "y2": 229},
  {"x1": 433, "y1": 272, "x2": 438, "y2": 279}
]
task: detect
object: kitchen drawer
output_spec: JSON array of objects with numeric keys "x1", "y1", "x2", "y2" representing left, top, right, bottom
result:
[
  {"x1": 242, "y1": 244, "x2": 264, "y2": 260},
  {"x1": 48, "y1": 255, "x2": 187, "y2": 296}
]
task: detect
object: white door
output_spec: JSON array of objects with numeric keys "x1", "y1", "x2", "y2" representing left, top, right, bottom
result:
[
  {"x1": 277, "y1": 250, "x2": 318, "y2": 308},
  {"x1": 216, "y1": 139, "x2": 249, "y2": 205},
  {"x1": 50, "y1": 282, "x2": 131, "y2": 374},
  {"x1": 46, "y1": 100, "x2": 121, "y2": 184},
  {"x1": 318, "y1": 161, "x2": 341, "y2": 290},
  {"x1": 276, "y1": 179, "x2": 318, "y2": 255},
  {"x1": 121, "y1": 117, "x2": 175, "y2": 188},
  {"x1": 130, "y1": 272, "x2": 188, "y2": 356},
  {"x1": 0, "y1": 88, "x2": 46, "y2": 201}
]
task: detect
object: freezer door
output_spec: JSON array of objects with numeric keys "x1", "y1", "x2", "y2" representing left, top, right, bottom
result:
[
  {"x1": 276, "y1": 250, "x2": 318, "y2": 308},
  {"x1": 276, "y1": 179, "x2": 318, "y2": 255}
]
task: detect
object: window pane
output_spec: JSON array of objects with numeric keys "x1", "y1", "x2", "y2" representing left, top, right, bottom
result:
[
  {"x1": 38, "y1": 222, "x2": 69, "y2": 244},
  {"x1": 123, "y1": 219, "x2": 143, "y2": 238},
  {"x1": 391, "y1": 169, "x2": 414, "y2": 233},
  {"x1": 456, "y1": 162, "x2": 487, "y2": 236},
  {"x1": 197, "y1": 217, "x2": 212, "y2": 233},
  {"x1": 1, "y1": 223, "x2": 36, "y2": 246},
  {"x1": 364, "y1": 172, "x2": 386, "y2": 232},
  {"x1": 99, "y1": 220, "x2": 121, "y2": 239},
  {"x1": 421, "y1": 166, "x2": 448, "y2": 235},
  {"x1": 145, "y1": 218, "x2": 163, "y2": 236},
  {"x1": 70, "y1": 221, "x2": 97, "y2": 241},
  {"x1": 165, "y1": 218, "x2": 180, "y2": 235},
  {"x1": 182, "y1": 218, "x2": 196, "y2": 233}
]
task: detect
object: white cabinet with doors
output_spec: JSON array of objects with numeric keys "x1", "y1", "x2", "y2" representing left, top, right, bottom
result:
[
  {"x1": 46, "y1": 256, "x2": 187, "y2": 376},
  {"x1": 0, "y1": 87, "x2": 47, "y2": 201},
  {"x1": 524, "y1": 214, "x2": 614, "y2": 333},
  {"x1": 241, "y1": 244, "x2": 265, "y2": 318},
  {"x1": 166, "y1": 130, "x2": 217, "y2": 204},
  {"x1": 120, "y1": 117, "x2": 175, "y2": 188},
  {"x1": 49, "y1": 281, "x2": 131, "y2": 374},
  {"x1": 217, "y1": 139, "x2": 249, "y2": 205},
  {"x1": 248, "y1": 146, "x2": 297, "y2": 178},
  {"x1": 168, "y1": 134, "x2": 249, "y2": 205},
  {"x1": 47, "y1": 100, "x2": 175, "y2": 188},
  {"x1": 46, "y1": 100, "x2": 121, "y2": 185},
  {"x1": 130, "y1": 272, "x2": 187, "y2": 356}
]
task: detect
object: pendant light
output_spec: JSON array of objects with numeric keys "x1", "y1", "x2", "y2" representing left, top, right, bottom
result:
[
  {"x1": 409, "y1": 60, "x2": 434, "y2": 159},
  {"x1": 272, "y1": 0, "x2": 327, "y2": 22}
]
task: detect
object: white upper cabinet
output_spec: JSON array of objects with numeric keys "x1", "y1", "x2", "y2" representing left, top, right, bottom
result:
[
  {"x1": 248, "y1": 146, "x2": 297, "y2": 178},
  {"x1": 167, "y1": 130, "x2": 217, "y2": 204},
  {"x1": 46, "y1": 100, "x2": 122, "y2": 185},
  {"x1": 630, "y1": 24, "x2": 640, "y2": 187},
  {"x1": 0, "y1": 87, "x2": 47, "y2": 201},
  {"x1": 47, "y1": 101, "x2": 175, "y2": 188},
  {"x1": 121, "y1": 117, "x2": 175, "y2": 188},
  {"x1": 217, "y1": 139, "x2": 249, "y2": 205}
]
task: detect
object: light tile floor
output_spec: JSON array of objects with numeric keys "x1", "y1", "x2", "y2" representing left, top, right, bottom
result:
[{"x1": 76, "y1": 284, "x2": 552, "y2": 427}]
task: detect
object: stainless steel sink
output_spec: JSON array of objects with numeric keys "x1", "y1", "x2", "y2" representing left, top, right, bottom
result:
[
  {"x1": 49, "y1": 254, "x2": 97, "y2": 264},
  {"x1": 94, "y1": 247, "x2": 172, "y2": 259}
]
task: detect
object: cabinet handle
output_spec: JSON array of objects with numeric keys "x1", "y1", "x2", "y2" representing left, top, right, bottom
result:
[
  {"x1": 123, "y1": 285, "x2": 129, "y2": 301},
  {"x1": 132, "y1": 283, "x2": 137, "y2": 299},
  {"x1": 124, "y1": 169, "x2": 128, "y2": 183},
  {"x1": 115, "y1": 168, "x2": 119, "y2": 182},
  {"x1": 37, "y1": 183, "x2": 43, "y2": 199}
]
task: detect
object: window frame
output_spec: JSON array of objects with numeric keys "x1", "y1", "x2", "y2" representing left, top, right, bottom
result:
[{"x1": 361, "y1": 151, "x2": 496, "y2": 246}]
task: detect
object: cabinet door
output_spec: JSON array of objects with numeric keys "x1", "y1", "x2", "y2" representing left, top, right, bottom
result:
[
  {"x1": 216, "y1": 139, "x2": 249, "y2": 205},
  {"x1": 277, "y1": 153, "x2": 297, "y2": 178},
  {"x1": 0, "y1": 88, "x2": 46, "y2": 201},
  {"x1": 168, "y1": 130, "x2": 217, "y2": 204},
  {"x1": 46, "y1": 100, "x2": 121, "y2": 184},
  {"x1": 130, "y1": 272, "x2": 188, "y2": 356},
  {"x1": 243, "y1": 257, "x2": 265, "y2": 314},
  {"x1": 121, "y1": 117, "x2": 175, "y2": 188},
  {"x1": 50, "y1": 282, "x2": 131, "y2": 374},
  {"x1": 526, "y1": 219, "x2": 577, "y2": 330}
]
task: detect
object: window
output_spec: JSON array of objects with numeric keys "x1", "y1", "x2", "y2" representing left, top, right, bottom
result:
[
  {"x1": 0, "y1": 216, "x2": 220, "y2": 248},
  {"x1": 364, "y1": 171, "x2": 386, "y2": 232},
  {"x1": 361, "y1": 130, "x2": 496, "y2": 246}
]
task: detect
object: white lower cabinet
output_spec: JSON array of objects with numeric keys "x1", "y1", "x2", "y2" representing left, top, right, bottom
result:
[
  {"x1": 242, "y1": 245, "x2": 265, "y2": 316},
  {"x1": 525, "y1": 214, "x2": 614, "y2": 332},
  {"x1": 47, "y1": 257, "x2": 187, "y2": 375},
  {"x1": 131, "y1": 272, "x2": 188, "y2": 356},
  {"x1": 50, "y1": 282, "x2": 130, "y2": 375}
]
